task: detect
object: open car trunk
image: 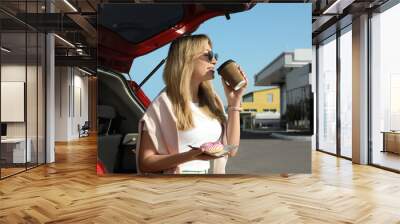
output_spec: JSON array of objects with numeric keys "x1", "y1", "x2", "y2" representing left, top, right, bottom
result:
[{"x1": 98, "y1": 3, "x2": 255, "y2": 73}]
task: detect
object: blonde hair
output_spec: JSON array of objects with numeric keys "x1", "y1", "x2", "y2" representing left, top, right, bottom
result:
[{"x1": 163, "y1": 34, "x2": 226, "y2": 131}]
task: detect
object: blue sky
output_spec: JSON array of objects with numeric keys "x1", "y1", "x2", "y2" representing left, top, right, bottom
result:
[{"x1": 128, "y1": 3, "x2": 311, "y2": 105}]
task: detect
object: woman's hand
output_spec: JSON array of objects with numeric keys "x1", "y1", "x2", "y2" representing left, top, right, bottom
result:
[
  {"x1": 187, "y1": 147, "x2": 205, "y2": 158},
  {"x1": 221, "y1": 64, "x2": 248, "y2": 107},
  {"x1": 194, "y1": 154, "x2": 220, "y2": 161}
]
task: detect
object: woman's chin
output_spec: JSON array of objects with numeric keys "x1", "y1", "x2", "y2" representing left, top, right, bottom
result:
[
  {"x1": 207, "y1": 71, "x2": 215, "y2": 80},
  {"x1": 200, "y1": 71, "x2": 215, "y2": 82}
]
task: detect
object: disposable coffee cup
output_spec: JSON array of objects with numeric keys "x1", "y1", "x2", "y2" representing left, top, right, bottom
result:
[{"x1": 217, "y1": 59, "x2": 247, "y2": 91}]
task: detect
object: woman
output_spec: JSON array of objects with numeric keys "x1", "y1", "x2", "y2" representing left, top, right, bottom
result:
[{"x1": 136, "y1": 34, "x2": 247, "y2": 174}]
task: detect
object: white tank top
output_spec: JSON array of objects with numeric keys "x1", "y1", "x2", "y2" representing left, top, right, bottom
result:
[{"x1": 178, "y1": 102, "x2": 222, "y2": 173}]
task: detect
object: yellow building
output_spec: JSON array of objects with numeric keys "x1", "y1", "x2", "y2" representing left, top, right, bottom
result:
[{"x1": 241, "y1": 87, "x2": 280, "y2": 113}]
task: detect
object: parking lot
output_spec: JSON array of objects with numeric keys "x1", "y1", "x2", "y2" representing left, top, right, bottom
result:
[{"x1": 225, "y1": 130, "x2": 311, "y2": 174}]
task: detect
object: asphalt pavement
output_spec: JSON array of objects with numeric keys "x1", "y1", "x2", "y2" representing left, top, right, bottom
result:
[{"x1": 224, "y1": 130, "x2": 311, "y2": 174}]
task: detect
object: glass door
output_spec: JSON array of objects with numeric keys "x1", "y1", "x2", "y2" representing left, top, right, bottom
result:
[
  {"x1": 339, "y1": 26, "x2": 352, "y2": 158},
  {"x1": 370, "y1": 3, "x2": 400, "y2": 171},
  {"x1": 317, "y1": 35, "x2": 337, "y2": 155}
]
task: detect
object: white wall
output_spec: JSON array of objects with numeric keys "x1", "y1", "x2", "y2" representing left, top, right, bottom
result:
[
  {"x1": 71, "y1": 72, "x2": 89, "y2": 138},
  {"x1": 1, "y1": 64, "x2": 26, "y2": 81},
  {"x1": 1, "y1": 63, "x2": 46, "y2": 164},
  {"x1": 1, "y1": 82, "x2": 24, "y2": 122},
  {"x1": 1, "y1": 65, "x2": 26, "y2": 129},
  {"x1": 55, "y1": 67, "x2": 89, "y2": 141},
  {"x1": 1, "y1": 65, "x2": 26, "y2": 140},
  {"x1": 1, "y1": 65, "x2": 37, "y2": 137},
  {"x1": 55, "y1": 66, "x2": 69, "y2": 141}
]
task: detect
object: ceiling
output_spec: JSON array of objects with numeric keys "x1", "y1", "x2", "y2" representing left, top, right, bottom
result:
[
  {"x1": 0, "y1": 0, "x2": 99, "y2": 70},
  {"x1": 0, "y1": 0, "x2": 393, "y2": 69},
  {"x1": 310, "y1": 0, "x2": 390, "y2": 43}
]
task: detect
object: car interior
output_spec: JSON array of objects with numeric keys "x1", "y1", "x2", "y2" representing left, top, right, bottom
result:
[{"x1": 97, "y1": 68, "x2": 145, "y2": 173}]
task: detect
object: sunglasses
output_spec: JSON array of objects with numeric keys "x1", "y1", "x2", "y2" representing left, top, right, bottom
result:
[{"x1": 204, "y1": 51, "x2": 218, "y2": 62}]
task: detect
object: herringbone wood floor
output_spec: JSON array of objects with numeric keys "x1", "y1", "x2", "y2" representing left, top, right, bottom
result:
[{"x1": 1, "y1": 136, "x2": 400, "y2": 224}]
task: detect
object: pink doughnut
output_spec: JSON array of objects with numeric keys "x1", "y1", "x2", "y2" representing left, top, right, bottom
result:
[{"x1": 200, "y1": 141, "x2": 224, "y2": 154}]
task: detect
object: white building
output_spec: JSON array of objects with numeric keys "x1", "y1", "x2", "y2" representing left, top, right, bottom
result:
[{"x1": 254, "y1": 49, "x2": 313, "y2": 131}]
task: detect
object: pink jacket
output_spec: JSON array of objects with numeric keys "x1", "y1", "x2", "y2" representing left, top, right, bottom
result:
[{"x1": 135, "y1": 91, "x2": 228, "y2": 174}]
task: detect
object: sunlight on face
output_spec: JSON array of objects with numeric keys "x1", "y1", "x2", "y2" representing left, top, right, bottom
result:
[{"x1": 192, "y1": 43, "x2": 217, "y2": 83}]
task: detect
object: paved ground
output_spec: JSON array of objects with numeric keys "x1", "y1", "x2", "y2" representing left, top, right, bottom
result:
[{"x1": 225, "y1": 130, "x2": 311, "y2": 174}]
